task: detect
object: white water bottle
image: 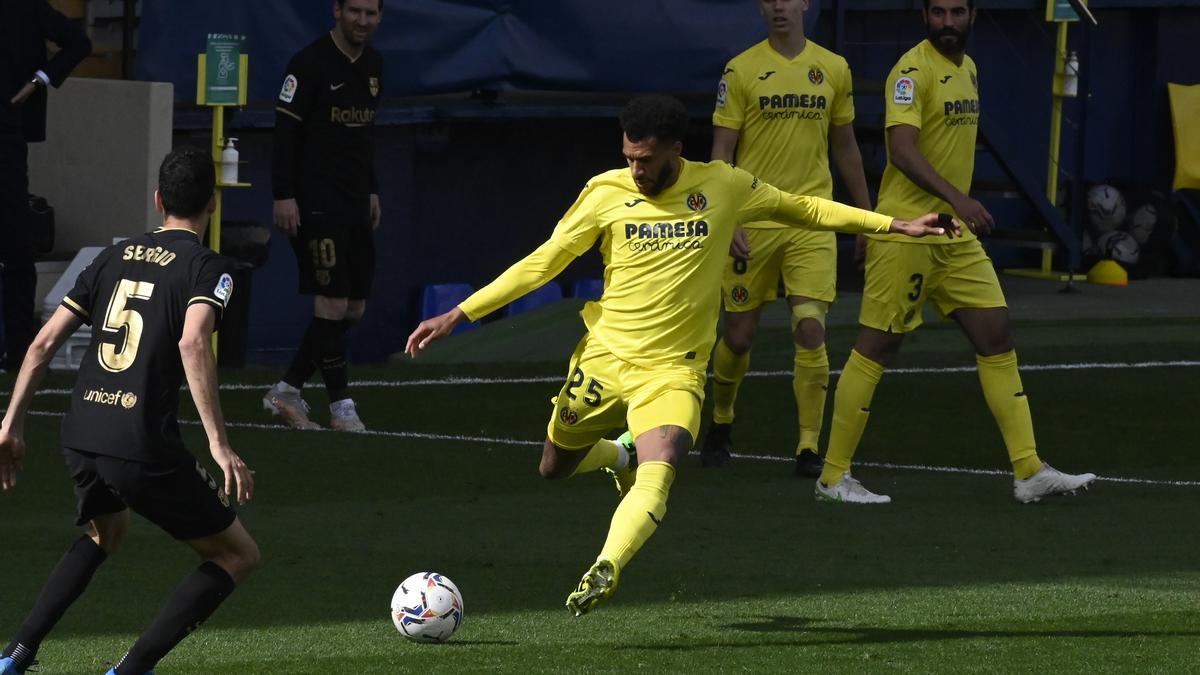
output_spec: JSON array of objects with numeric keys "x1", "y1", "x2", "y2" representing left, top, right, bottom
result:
[
  {"x1": 221, "y1": 137, "x2": 239, "y2": 184},
  {"x1": 1063, "y1": 51, "x2": 1079, "y2": 98}
]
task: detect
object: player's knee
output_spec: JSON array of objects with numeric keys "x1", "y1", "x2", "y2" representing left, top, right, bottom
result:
[
  {"x1": 723, "y1": 332, "x2": 754, "y2": 354},
  {"x1": 345, "y1": 301, "x2": 366, "y2": 322},
  {"x1": 538, "y1": 458, "x2": 570, "y2": 480},
  {"x1": 538, "y1": 440, "x2": 564, "y2": 479},
  {"x1": 790, "y1": 301, "x2": 828, "y2": 349},
  {"x1": 721, "y1": 309, "x2": 759, "y2": 354},
  {"x1": 88, "y1": 511, "x2": 130, "y2": 554},
  {"x1": 215, "y1": 538, "x2": 261, "y2": 582},
  {"x1": 855, "y1": 329, "x2": 903, "y2": 366},
  {"x1": 314, "y1": 295, "x2": 350, "y2": 320},
  {"x1": 238, "y1": 538, "x2": 263, "y2": 575},
  {"x1": 792, "y1": 320, "x2": 825, "y2": 349},
  {"x1": 977, "y1": 334, "x2": 1015, "y2": 357}
]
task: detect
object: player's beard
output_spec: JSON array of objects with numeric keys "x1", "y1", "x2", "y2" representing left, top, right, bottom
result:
[
  {"x1": 340, "y1": 22, "x2": 371, "y2": 47},
  {"x1": 928, "y1": 25, "x2": 969, "y2": 56},
  {"x1": 637, "y1": 161, "x2": 676, "y2": 197}
]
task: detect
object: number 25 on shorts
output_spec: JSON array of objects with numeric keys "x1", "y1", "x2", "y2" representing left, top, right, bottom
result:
[{"x1": 566, "y1": 366, "x2": 604, "y2": 407}]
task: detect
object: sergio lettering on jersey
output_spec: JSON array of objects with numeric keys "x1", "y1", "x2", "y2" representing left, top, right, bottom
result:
[
  {"x1": 122, "y1": 245, "x2": 177, "y2": 267},
  {"x1": 758, "y1": 93, "x2": 827, "y2": 121},
  {"x1": 624, "y1": 221, "x2": 710, "y2": 252},
  {"x1": 331, "y1": 107, "x2": 376, "y2": 125}
]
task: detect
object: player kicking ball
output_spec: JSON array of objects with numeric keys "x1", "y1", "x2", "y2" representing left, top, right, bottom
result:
[
  {"x1": 406, "y1": 95, "x2": 956, "y2": 616},
  {"x1": 0, "y1": 147, "x2": 258, "y2": 674}
]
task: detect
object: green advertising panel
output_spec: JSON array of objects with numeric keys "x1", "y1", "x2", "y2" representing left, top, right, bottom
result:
[
  {"x1": 1046, "y1": 0, "x2": 1080, "y2": 22},
  {"x1": 204, "y1": 33, "x2": 246, "y2": 105}
]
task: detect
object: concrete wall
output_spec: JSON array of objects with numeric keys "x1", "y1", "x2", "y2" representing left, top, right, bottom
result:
[{"x1": 27, "y1": 78, "x2": 174, "y2": 255}]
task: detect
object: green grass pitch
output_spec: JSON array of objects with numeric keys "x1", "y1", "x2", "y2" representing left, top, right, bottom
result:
[{"x1": 2, "y1": 307, "x2": 1198, "y2": 673}]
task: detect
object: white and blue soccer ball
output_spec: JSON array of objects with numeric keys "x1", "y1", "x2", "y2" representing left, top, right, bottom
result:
[
  {"x1": 1128, "y1": 203, "x2": 1158, "y2": 245},
  {"x1": 390, "y1": 572, "x2": 464, "y2": 643},
  {"x1": 1087, "y1": 184, "x2": 1126, "y2": 234},
  {"x1": 1097, "y1": 230, "x2": 1140, "y2": 266}
]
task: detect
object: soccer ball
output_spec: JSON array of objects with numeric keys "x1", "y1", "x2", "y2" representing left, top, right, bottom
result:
[
  {"x1": 390, "y1": 572, "x2": 464, "y2": 643},
  {"x1": 1097, "y1": 230, "x2": 1139, "y2": 265},
  {"x1": 1087, "y1": 184, "x2": 1126, "y2": 234},
  {"x1": 1128, "y1": 203, "x2": 1157, "y2": 244}
]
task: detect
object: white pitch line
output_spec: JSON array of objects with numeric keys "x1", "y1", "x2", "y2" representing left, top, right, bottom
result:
[
  {"x1": 24, "y1": 410, "x2": 541, "y2": 448},
  {"x1": 9, "y1": 359, "x2": 1200, "y2": 397},
  {"x1": 23, "y1": 410, "x2": 1199, "y2": 488},
  {"x1": 731, "y1": 452, "x2": 1200, "y2": 487}
]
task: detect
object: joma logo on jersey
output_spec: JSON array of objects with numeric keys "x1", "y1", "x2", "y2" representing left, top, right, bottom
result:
[
  {"x1": 122, "y1": 245, "x2": 177, "y2": 267},
  {"x1": 758, "y1": 94, "x2": 827, "y2": 110},
  {"x1": 83, "y1": 388, "x2": 137, "y2": 409},
  {"x1": 943, "y1": 98, "x2": 980, "y2": 116},
  {"x1": 331, "y1": 107, "x2": 376, "y2": 125},
  {"x1": 624, "y1": 221, "x2": 710, "y2": 239}
]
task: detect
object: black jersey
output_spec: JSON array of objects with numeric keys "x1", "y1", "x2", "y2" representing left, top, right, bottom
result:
[
  {"x1": 272, "y1": 33, "x2": 383, "y2": 211},
  {"x1": 59, "y1": 228, "x2": 235, "y2": 461}
]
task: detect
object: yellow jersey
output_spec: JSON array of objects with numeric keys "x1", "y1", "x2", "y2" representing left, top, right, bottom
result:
[
  {"x1": 874, "y1": 39, "x2": 980, "y2": 244},
  {"x1": 712, "y1": 38, "x2": 855, "y2": 229},
  {"x1": 544, "y1": 159, "x2": 892, "y2": 371}
]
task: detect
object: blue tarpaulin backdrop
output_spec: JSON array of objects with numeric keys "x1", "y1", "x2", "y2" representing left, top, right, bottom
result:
[{"x1": 138, "y1": 0, "x2": 821, "y2": 101}]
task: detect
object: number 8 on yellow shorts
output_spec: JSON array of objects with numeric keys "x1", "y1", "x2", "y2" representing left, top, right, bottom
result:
[
  {"x1": 859, "y1": 238, "x2": 1007, "y2": 334},
  {"x1": 547, "y1": 334, "x2": 706, "y2": 450},
  {"x1": 722, "y1": 229, "x2": 836, "y2": 312}
]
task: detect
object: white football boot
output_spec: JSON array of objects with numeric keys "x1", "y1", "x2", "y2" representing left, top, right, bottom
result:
[
  {"x1": 1014, "y1": 464, "x2": 1096, "y2": 504},
  {"x1": 330, "y1": 398, "x2": 367, "y2": 432},
  {"x1": 814, "y1": 472, "x2": 892, "y2": 504},
  {"x1": 262, "y1": 382, "x2": 321, "y2": 430}
]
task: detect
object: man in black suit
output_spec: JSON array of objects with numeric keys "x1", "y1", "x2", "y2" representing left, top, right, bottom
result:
[{"x1": 1, "y1": 0, "x2": 91, "y2": 371}]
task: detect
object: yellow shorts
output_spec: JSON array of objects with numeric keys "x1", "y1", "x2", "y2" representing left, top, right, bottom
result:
[
  {"x1": 722, "y1": 228, "x2": 836, "y2": 312},
  {"x1": 547, "y1": 334, "x2": 706, "y2": 450},
  {"x1": 859, "y1": 238, "x2": 1007, "y2": 334}
]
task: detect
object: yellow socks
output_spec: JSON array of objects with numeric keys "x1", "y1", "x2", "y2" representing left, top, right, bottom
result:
[
  {"x1": 569, "y1": 438, "x2": 626, "y2": 477},
  {"x1": 711, "y1": 339, "x2": 750, "y2": 425},
  {"x1": 976, "y1": 350, "x2": 1042, "y2": 480},
  {"x1": 821, "y1": 349, "x2": 884, "y2": 486},
  {"x1": 597, "y1": 461, "x2": 675, "y2": 570},
  {"x1": 793, "y1": 345, "x2": 830, "y2": 455}
]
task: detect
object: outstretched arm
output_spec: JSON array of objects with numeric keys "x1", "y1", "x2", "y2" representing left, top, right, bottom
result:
[
  {"x1": 406, "y1": 239, "x2": 577, "y2": 357},
  {"x1": 0, "y1": 306, "x2": 83, "y2": 491},
  {"x1": 770, "y1": 192, "x2": 959, "y2": 239},
  {"x1": 179, "y1": 304, "x2": 253, "y2": 505}
]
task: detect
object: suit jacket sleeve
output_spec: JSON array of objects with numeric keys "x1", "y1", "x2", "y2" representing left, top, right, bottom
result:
[{"x1": 34, "y1": 0, "x2": 92, "y2": 87}]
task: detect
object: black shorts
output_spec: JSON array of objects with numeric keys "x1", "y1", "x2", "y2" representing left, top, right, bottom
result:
[
  {"x1": 63, "y1": 447, "x2": 236, "y2": 541},
  {"x1": 291, "y1": 202, "x2": 375, "y2": 299}
]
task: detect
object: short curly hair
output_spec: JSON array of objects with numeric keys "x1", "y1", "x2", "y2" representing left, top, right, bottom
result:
[{"x1": 619, "y1": 95, "x2": 689, "y2": 145}]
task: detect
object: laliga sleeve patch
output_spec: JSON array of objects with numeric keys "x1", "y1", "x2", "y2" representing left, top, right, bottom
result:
[
  {"x1": 716, "y1": 79, "x2": 729, "y2": 108},
  {"x1": 893, "y1": 76, "x2": 915, "y2": 105},
  {"x1": 214, "y1": 273, "x2": 234, "y2": 307},
  {"x1": 280, "y1": 74, "x2": 298, "y2": 103}
]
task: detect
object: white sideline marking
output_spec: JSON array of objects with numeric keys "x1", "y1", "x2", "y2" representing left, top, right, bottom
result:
[
  {"x1": 11, "y1": 359, "x2": 1200, "y2": 396},
  {"x1": 23, "y1": 410, "x2": 1200, "y2": 488}
]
